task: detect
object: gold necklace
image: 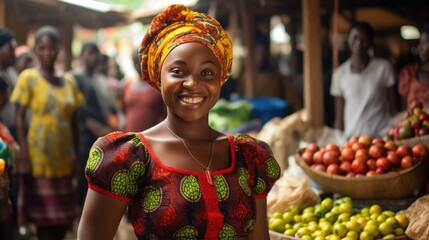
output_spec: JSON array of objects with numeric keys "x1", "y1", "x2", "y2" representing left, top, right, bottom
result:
[{"x1": 165, "y1": 123, "x2": 215, "y2": 185}]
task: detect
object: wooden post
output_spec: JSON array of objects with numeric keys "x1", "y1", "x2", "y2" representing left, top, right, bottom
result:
[
  {"x1": 302, "y1": 0, "x2": 324, "y2": 127},
  {"x1": 238, "y1": 0, "x2": 255, "y2": 98},
  {"x1": 0, "y1": 0, "x2": 5, "y2": 27}
]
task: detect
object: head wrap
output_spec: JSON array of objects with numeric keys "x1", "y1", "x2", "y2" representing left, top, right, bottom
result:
[
  {"x1": 139, "y1": 4, "x2": 233, "y2": 90},
  {"x1": 0, "y1": 28, "x2": 14, "y2": 48},
  {"x1": 15, "y1": 45, "x2": 31, "y2": 58}
]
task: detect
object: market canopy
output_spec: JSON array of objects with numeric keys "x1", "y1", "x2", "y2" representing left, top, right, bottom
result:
[{"x1": 4, "y1": 0, "x2": 130, "y2": 29}]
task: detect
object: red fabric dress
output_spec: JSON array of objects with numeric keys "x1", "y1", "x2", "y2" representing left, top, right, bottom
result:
[
  {"x1": 85, "y1": 132, "x2": 280, "y2": 239},
  {"x1": 399, "y1": 64, "x2": 429, "y2": 110}
]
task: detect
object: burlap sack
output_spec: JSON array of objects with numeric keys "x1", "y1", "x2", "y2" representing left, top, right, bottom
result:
[
  {"x1": 267, "y1": 171, "x2": 320, "y2": 216},
  {"x1": 257, "y1": 110, "x2": 309, "y2": 171},
  {"x1": 400, "y1": 194, "x2": 429, "y2": 240}
]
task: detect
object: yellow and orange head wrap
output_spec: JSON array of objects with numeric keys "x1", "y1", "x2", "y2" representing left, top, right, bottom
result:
[{"x1": 139, "y1": 4, "x2": 233, "y2": 90}]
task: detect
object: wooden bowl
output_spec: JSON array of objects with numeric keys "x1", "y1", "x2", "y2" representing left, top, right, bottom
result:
[{"x1": 295, "y1": 151, "x2": 428, "y2": 200}]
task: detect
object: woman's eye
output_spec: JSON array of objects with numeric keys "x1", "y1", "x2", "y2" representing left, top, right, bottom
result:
[
  {"x1": 171, "y1": 68, "x2": 183, "y2": 75},
  {"x1": 202, "y1": 70, "x2": 213, "y2": 76}
]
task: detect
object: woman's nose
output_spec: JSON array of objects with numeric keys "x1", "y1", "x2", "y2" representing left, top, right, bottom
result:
[{"x1": 182, "y1": 75, "x2": 199, "y2": 89}]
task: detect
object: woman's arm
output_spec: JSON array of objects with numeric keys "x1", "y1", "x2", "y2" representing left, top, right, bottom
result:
[
  {"x1": 15, "y1": 104, "x2": 30, "y2": 174},
  {"x1": 77, "y1": 189, "x2": 128, "y2": 240},
  {"x1": 247, "y1": 198, "x2": 269, "y2": 240},
  {"x1": 334, "y1": 97, "x2": 345, "y2": 131}
]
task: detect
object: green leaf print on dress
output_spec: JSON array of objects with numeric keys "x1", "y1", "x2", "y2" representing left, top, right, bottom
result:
[
  {"x1": 180, "y1": 176, "x2": 201, "y2": 202},
  {"x1": 143, "y1": 233, "x2": 159, "y2": 240},
  {"x1": 266, "y1": 158, "x2": 280, "y2": 178},
  {"x1": 111, "y1": 162, "x2": 146, "y2": 196},
  {"x1": 213, "y1": 175, "x2": 229, "y2": 201},
  {"x1": 219, "y1": 224, "x2": 240, "y2": 239},
  {"x1": 238, "y1": 168, "x2": 251, "y2": 196},
  {"x1": 173, "y1": 226, "x2": 198, "y2": 240},
  {"x1": 253, "y1": 177, "x2": 266, "y2": 195},
  {"x1": 86, "y1": 147, "x2": 102, "y2": 172},
  {"x1": 141, "y1": 186, "x2": 162, "y2": 212},
  {"x1": 128, "y1": 133, "x2": 142, "y2": 146}
]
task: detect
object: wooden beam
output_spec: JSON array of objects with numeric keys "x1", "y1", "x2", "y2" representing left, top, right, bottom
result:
[{"x1": 302, "y1": 0, "x2": 324, "y2": 127}]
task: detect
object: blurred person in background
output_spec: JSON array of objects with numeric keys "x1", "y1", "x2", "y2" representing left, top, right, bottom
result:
[
  {"x1": 0, "y1": 28, "x2": 18, "y2": 240},
  {"x1": 100, "y1": 54, "x2": 124, "y2": 122},
  {"x1": 330, "y1": 21, "x2": 398, "y2": 139},
  {"x1": 11, "y1": 25, "x2": 84, "y2": 240},
  {"x1": 71, "y1": 41, "x2": 117, "y2": 207},
  {"x1": 0, "y1": 75, "x2": 19, "y2": 240},
  {"x1": 399, "y1": 22, "x2": 429, "y2": 110},
  {"x1": 0, "y1": 28, "x2": 17, "y2": 136},
  {"x1": 14, "y1": 45, "x2": 34, "y2": 75},
  {"x1": 120, "y1": 48, "x2": 166, "y2": 132}
]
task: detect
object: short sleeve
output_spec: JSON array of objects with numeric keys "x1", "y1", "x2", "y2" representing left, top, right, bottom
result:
[
  {"x1": 64, "y1": 73, "x2": 85, "y2": 109},
  {"x1": 85, "y1": 131, "x2": 150, "y2": 202},
  {"x1": 330, "y1": 67, "x2": 343, "y2": 97},
  {"x1": 235, "y1": 134, "x2": 281, "y2": 199},
  {"x1": 10, "y1": 69, "x2": 33, "y2": 107},
  {"x1": 382, "y1": 60, "x2": 396, "y2": 88}
]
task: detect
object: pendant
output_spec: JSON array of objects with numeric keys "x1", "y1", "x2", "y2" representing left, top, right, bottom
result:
[{"x1": 205, "y1": 170, "x2": 213, "y2": 185}]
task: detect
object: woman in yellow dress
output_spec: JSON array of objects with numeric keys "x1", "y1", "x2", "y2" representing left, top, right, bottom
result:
[{"x1": 11, "y1": 26, "x2": 84, "y2": 240}]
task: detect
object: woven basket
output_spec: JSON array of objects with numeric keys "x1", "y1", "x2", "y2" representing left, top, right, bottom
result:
[
  {"x1": 295, "y1": 152, "x2": 428, "y2": 200},
  {"x1": 395, "y1": 134, "x2": 429, "y2": 148}
]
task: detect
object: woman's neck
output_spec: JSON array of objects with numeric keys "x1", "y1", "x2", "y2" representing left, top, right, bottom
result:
[
  {"x1": 350, "y1": 54, "x2": 370, "y2": 73},
  {"x1": 163, "y1": 118, "x2": 212, "y2": 142}
]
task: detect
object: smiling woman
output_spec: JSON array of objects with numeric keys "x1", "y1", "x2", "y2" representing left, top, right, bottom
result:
[{"x1": 77, "y1": 4, "x2": 280, "y2": 240}]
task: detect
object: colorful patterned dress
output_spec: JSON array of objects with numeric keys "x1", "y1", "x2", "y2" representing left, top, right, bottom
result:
[
  {"x1": 86, "y1": 131, "x2": 281, "y2": 239},
  {"x1": 10, "y1": 68, "x2": 84, "y2": 225}
]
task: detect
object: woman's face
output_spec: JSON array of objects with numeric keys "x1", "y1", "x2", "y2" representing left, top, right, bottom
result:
[
  {"x1": 34, "y1": 35, "x2": 59, "y2": 67},
  {"x1": 348, "y1": 28, "x2": 371, "y2": 58},
  {"x1": 0, "y1": 41, "x2": 16, "y2": 68},
  {"x1": 160, "y1": 42, "x2": 221, "y2": 122},
  {"x1": 418, "y1": 32, "x2": 429, "y2": 63}
]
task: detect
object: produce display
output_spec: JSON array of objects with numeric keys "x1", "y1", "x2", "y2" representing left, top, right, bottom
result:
[
  {"x1": 208, "y1": 99, "x2": 253, "y2": 132},
  {"x1": 386, "y1": 101, "x2": 429, "y2": 140},
  {"x1": 269, "y1": 197, "x2": 409, "y2": 240},
  {"x1": 300, "y1": 135, "x2": 428, "y2": 177}
]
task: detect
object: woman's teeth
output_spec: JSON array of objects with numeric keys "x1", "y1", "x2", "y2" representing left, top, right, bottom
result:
[{"x1": 180, "y1": 96, "x2": 204, "y2": 104}]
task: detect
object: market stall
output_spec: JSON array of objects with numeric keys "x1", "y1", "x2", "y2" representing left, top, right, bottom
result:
[{"x1": 264, "y1": 103, "x2": 429, "y2": 239}]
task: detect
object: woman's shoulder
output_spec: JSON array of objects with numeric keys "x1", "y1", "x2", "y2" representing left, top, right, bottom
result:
[
  {"x1": 19, "y1": 68, "x2": 39, "y2": 78},
  {"x1": 371, "y1": 58, "x2": 393, "y2": 68},
  {"x1": 86, "y1": 131, "x2": 149, "y2": 201},
  {"x1": 230, "y1": 133, "x2": 272, "y2": 152},
  {"x1": 333, "y1": 59, "x2": 351, "y2": 75},
  {"x1": 91, "y1": 131, "x2": 146, "y2": 153}
]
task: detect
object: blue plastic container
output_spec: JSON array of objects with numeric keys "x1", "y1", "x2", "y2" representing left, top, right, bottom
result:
[{"x1": 246, "y1": 97, "x2": 288, "y2": 124}]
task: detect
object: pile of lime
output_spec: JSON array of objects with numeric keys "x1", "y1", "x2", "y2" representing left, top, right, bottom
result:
[{"x1": 268, "y1": 197, "x2": 409, "y2": 240}]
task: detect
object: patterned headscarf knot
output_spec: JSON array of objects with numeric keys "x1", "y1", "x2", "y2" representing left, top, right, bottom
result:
[{"x1": 139, "y1": 4, "x2": 233, "y2": 90}]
